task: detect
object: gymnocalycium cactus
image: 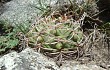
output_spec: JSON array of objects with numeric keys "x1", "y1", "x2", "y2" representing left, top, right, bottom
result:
[{"x1": 26, "y1": 16, "x2": 83, "y2": 52}]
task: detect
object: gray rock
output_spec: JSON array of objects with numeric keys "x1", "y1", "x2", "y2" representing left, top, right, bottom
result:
[
  {"x1": 0, "y1": 48, "x2": 106, "y2": 70},
  {"x1": 60, "y1": 61, "x2": 106, "y2": 70},
  {"x1": 0, "y1": 48, "x2": 59, "y2": 70},
  {"x1": 0, "y1": 0, "x2": 58, "y2": 26}
]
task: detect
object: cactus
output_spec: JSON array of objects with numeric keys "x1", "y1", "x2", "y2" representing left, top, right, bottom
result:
[{"x1": 26, "y1": 17, "x2": 83, "y2": 52}]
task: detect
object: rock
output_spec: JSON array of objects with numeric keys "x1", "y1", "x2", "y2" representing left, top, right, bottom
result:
[
  {"x1": 0, "y1": 0, "x2": 57, "y2": 26},
  {"x1": 0, "y1": 48, "x2": 59, "y2": 70},
  {"x1": 60, "y1": 61, "x2": 106, "y2": 70},
  {"x1": 0, "y1": 48, "x2": 106, "y2": 70}
]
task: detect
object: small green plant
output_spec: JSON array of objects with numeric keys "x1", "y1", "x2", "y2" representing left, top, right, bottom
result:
[
  {"x1": 0, "y1": 20, "x2": 30, "y2": 53},
  {"x1": 0, "y1": 34, "x2": 19, "y2": 52},
  {"x1": 0, "y1": 23, "x2": 19, "y2": 52},
  {"x1": 32, "y1": 0, "x2": 52, "y2": 16}
]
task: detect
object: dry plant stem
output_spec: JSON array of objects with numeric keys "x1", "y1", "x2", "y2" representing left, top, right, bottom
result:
[
  {"x1": 76, "y1": 47, "x2": 80, "y2": 60},
  {"x1": 92, "y1": 9, "x2": 106, "y2": 18},
  {"x1": 85, "y1": 16, "x2": 103, "y2": 25}
]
